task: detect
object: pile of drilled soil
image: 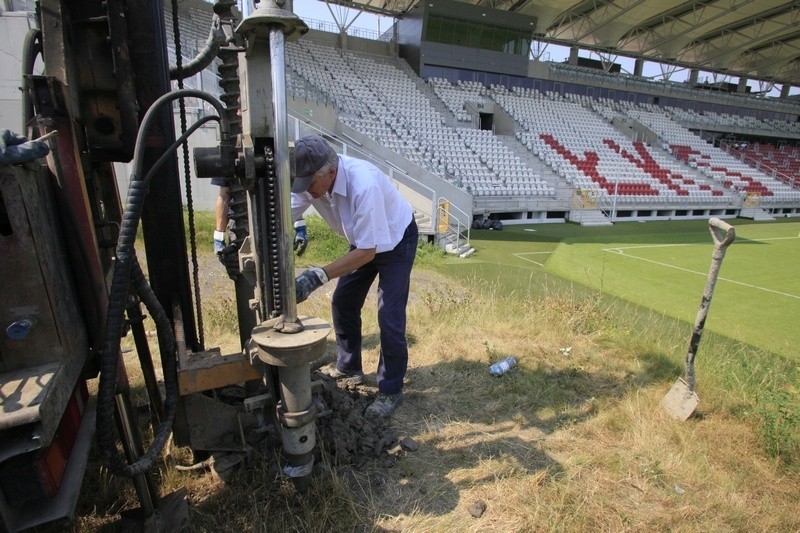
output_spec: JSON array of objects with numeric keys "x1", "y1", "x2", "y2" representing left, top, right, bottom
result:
[{"x1": 311, "y1": 372, "x2": 400, "y2": 470}]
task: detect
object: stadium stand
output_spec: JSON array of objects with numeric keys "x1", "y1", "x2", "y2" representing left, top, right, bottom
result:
[
  {"x1": 158, "y1": 8, "x2": 793, "y2": 227},
  {"x1": 281, "y1": 35, "x2": 800, "y2": 223},
  {"x1": 287, "y1": 40, "x2": 556, "y2": 199},
  {"x1": 428, "y1": 77, "x2": 487, "y2": 123},
  {"x1": 494, "y1": 88, "x2": 731, "y2": 205},
  {"x1": 727, "y1": 143, "x2": 800, "y2": 188},
  {"x1": 627, "y1": 108, "x2": 800, "y2": 205}
]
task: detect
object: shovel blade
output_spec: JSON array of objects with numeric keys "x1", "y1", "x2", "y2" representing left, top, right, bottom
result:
[{"x1": 661, "y1": 378, "x2": 699, "y2": 421}]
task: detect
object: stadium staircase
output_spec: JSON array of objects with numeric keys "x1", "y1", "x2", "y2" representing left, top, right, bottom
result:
[
  {"x1": 567, "y1": 209, "x2": 613, "y2": 226},
  {"x1": 413, "y1": 211, "x2": 433, "y2": 234},
  {"x1": 739, "y1": 207, "x2": 776, "y2": 221},
  {"x1": 497, "y1": 134, "x2": 569, "y2": 201}
]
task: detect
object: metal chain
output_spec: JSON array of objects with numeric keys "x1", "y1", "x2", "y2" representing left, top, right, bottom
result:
[
  {"x1": 171, "y1": 0, "x2": 205, "y2": 350},
  {"x1": 263, "y1": 147, "x2": 283, "y2": 318}
]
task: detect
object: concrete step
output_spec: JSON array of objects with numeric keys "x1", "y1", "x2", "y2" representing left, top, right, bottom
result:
[
  {"x1": 414, "y1": 211, "x2": 434, "y2": 234},
  {"x1": 740, "y1": 207, "x2": 776, "y2": 221},
  {"x1": 459, "y1": 247, "x2": 476, "y2": 258},
  {"x1": 445, "y1": 242, "x2": 475, "y2": 257},
  {"x1": 568, "y1": 209, "x2": 613, "y2": 226}
]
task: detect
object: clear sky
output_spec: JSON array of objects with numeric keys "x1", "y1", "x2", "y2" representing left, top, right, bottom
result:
[{"x1": 292, "y1": 0, "x2": 385, "y2": 35}]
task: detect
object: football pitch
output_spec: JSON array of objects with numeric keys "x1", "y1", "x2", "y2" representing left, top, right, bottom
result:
[{"x1": 462, "y1": 219, "x2": 799, "y2": 360}]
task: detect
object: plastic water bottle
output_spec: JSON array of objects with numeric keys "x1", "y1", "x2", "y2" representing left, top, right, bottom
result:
[{"x1": 489, "y1": 356, "x2": 517, "y2": 377}]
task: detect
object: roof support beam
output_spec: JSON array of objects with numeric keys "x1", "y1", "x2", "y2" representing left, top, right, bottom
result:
[
  {"x1": 548, "y1": 0, "x2": 648, "y2": 44},
  {"x1": 679, "y1": 28, "x2": 800, "y2": 75},
  {"x1": 621, "y1": 0, "x2": 758, "y2": 58}
]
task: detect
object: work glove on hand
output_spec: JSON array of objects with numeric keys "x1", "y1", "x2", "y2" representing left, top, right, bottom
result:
[
  {"x1": 217, "y1": 243, "x2": 240, "y2": 280},
  {"x1": 213, "y1": 230, "x2": 226, "y2": 254},
  {"x1": 0, "y1": 130, "x2": 50, "y2": 167},
  {"x1": 295, "y1": 267, "x2": 328, "y2": 303},
  {"x1": 293, "y1": 220, "x2": 308, "y2": 256}
]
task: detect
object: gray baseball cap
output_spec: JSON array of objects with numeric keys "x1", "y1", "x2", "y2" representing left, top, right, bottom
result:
[{"x1": 292, "y1": 135, "x2": 331, "y2": 193}]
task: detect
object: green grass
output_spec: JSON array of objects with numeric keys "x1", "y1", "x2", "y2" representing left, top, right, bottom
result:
[{"x1": 461, "y1": 219, "x2": 799, "y2": 361}]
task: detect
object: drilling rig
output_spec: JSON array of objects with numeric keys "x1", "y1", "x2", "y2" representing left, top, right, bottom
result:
[{"x1": 0, "y1": 0, "x2": 329, "y2": 529}]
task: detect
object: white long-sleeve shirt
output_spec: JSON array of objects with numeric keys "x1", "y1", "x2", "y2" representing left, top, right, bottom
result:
[{"x1": 291, "y1": 155, "x2": 413, "y2": 253}]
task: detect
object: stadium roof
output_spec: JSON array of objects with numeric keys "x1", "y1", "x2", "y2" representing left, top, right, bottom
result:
[{"x1": 326, "y1": 0, "x2": 800, "y2": 89}]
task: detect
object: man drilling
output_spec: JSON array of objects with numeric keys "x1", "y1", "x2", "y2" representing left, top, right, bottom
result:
[{"x1": 291, "y1": 135, "x2": 417, "y2": 419}]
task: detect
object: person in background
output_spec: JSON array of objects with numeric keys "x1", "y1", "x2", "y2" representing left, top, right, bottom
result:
[
  {"x1": 212, "y1": 178, "x2": 307, "y2": 278},
  {"x1": 291, "y1": 135, "x2": 417, "y2": 419}
]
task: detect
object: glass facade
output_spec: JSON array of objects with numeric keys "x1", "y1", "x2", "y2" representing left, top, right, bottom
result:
[{"x1": 424, "y1": 14, "x2": 531, "y2": 56}]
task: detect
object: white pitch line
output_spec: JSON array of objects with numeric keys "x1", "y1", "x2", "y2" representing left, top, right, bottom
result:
[
  {"x1": 514, "y1": 251, "x2": 552, "y2": 267},
  {"x1": 604, "y1": 249, "x2": 800, "y2": 300},
  {"x1": 606, "y1": 243, "x2": 695, "y2": 253},
  {"x1": 604, "y1": 235, "x2": 799, "y2": 253}
]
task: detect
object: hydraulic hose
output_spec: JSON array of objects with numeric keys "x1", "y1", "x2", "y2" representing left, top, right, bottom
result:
[
  {"x1": 21, "y1": 28, "x2": 42, "y2": 132},
  {"x1": 169, "y1": 16, "x2": 227, "y2": 81},
  {"x1": 96, "y1": 89, "x2": 229, "y2": 478}
]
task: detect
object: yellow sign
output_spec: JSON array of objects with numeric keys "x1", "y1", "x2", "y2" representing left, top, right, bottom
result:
[
  {"x1": 572, "y1": 189, "x2": 599, "y2": 209},
  {"x1": 438, "y1": 200, "x2": 450, "y2": 234},
  {"x1": 743, "y1": 192, "x2": 761, "y2": 208}
]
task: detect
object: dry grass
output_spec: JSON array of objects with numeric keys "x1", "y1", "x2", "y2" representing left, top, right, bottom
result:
[{"x1": 66, "y1": 265, "x2": 800, "y2": 532}]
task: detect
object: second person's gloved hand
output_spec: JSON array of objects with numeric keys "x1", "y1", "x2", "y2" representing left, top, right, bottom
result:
[
  {"x1": 217, "y1": 243, "x2": 240, "y2": 280},
  {"x1": 295, "y1": 267, "x2": 328, "y2": 303},
  {"x1": 0, "y1": 129, "x2": 50, "y2": 167},
  {"x1": 294, "y1": 220, "x2": 308, "y2": 256},
  {"x1": 213, "y1": 230, "x2": 226, "y2": 254}
]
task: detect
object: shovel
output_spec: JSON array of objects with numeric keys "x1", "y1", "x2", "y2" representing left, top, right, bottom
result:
[{"x1": 661, "y1": 217, "x2": 735, "y2": 421}]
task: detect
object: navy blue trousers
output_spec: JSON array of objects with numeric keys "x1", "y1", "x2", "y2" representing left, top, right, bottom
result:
[{"x1": 332, "y1": 220, "x2": 417, "y2": 395}]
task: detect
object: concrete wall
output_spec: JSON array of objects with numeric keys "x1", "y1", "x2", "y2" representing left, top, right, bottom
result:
[
  {"x1": 527, "y1": 60, "x2": 550, "y2": 80},
  {"x1": 303, "y1": 29, "x2": 393, "y2": 57},
  {"x1": 396, "y1": 8, "x2": 424, "y2": 74},
  {"x1": 492, "y1": 105, "x2": 517, "y2": 136},
  {"x1": 288, "y1": 94, "x2": 339, "y2": 132}
]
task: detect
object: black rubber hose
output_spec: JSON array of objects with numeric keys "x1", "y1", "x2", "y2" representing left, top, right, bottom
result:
[
  {"x1": 142, "y1": 114, "x2": 220, "y2": 184},
  {"x1": 96, "y1": 180, "x2": 152, "y2": 477},
  {"x1": 21, "y1": 28, "x2": 42, "y2": 132},
  {"x1": 169, "y1": 16, "x2": 225, "y2": 80},
  {"x1": 96, "y1": 90, "x2": 228, "y2": 478}
]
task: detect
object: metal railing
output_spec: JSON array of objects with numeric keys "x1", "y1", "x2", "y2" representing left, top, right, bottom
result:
[
  {"x1": 436, "y1": 198, "x2": 471, "y2": 254},
  {"x1": 720, "y1": 142, "x2": 800, "y2": 189},
  {"x1": 287, "y1": 113, "x2": 447, "y2": 239},
  {"x1": 300, "y1": 16, "x2": 392, "y2": 43}
]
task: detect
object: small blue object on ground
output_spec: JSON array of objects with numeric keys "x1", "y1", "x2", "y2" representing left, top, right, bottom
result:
[{"x1": 489, "y1": 356, "x2": 518, "y2": 377}]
